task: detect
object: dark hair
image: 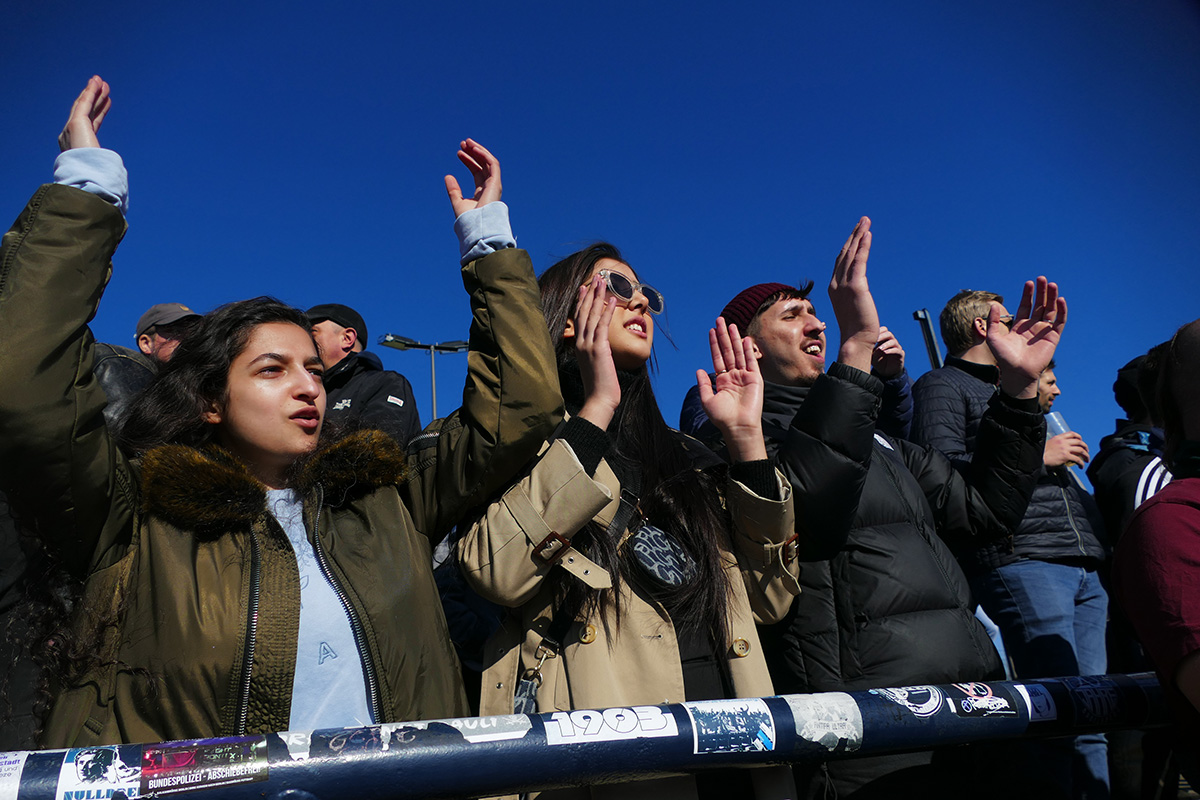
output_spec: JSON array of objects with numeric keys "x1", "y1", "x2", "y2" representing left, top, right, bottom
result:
[
  {"x1": 538, "y1": 243, "x2": 736, "y2": 649},
  {"x1": 12, "y1": 298, "x2": 315, "y2": 741},
  {"x1": 118, "y1": 297, "x2": 312, "y2": 455},
  {"x1": 1158, "y1": 320, "x2": 1200, "y2": 467}
]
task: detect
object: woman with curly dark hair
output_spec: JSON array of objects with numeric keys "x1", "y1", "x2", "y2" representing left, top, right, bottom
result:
[{"x1": 0, "y1": 78, "x2": 561, "y2": 747}]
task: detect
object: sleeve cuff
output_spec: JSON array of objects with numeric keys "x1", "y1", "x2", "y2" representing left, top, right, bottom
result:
[
  {"x1": 454, "y1": 202, "x2": 516, "y2": 265},
  {"x1": 559, "y1": 416, "x2": 611, "y2": 477},
  {"x1": 53, "y1": 149, "x2": 128, "y2": 214},
  {"x1": 729, "y1": 459, "x2": 779, "y2": 500},
  {"x1": 994, "y1": 392, "x2": 1042, "y2": 415}
]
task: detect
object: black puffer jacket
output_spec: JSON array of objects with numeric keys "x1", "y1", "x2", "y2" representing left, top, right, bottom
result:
[
  {"x1": 751, "y1": 363, "x2": 1045, "y2": 693},
  {"x1": 991, "y1": 467, "x2": 1106, "y2": 569}
]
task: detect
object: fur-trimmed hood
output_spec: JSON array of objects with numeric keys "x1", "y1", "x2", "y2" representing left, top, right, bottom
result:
[{"x1": 140, "y1": 430, "x2": 409, "y2": 539}]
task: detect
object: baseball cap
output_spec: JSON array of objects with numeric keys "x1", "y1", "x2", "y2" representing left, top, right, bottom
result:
[
  {"x1": 307, "y1": 303, "x2": 368, "y2": 349},
  {"x1": 136, "y1": 303, "x2": 201, "y2": 338}
]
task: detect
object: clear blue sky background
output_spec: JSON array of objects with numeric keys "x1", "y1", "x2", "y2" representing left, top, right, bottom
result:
[{"x1": 3, "y1": 1, "x2": 1199, "y2": 473}]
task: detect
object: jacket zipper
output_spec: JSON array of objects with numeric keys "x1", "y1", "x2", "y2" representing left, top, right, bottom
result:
[
  {"x1": 309, "y1": 487, "x2": 384, "y2": 723},
  {"x1": 1059, "y1": 475, "x2": 1087, "y2": 557},
  {"x1": 236, "y1": 529, "x2": 262, "y2": 735}
]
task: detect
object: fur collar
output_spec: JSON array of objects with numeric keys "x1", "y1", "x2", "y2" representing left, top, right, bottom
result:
[{"x1": 140, "y1": 430, "x2": 409, "y2": 538}]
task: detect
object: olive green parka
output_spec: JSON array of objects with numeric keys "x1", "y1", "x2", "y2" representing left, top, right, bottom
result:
[{"x1": 0, "y1": 184, "x2": 563, "y2": 747}]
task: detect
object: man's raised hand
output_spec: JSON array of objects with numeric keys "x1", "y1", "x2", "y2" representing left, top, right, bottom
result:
[
  {"x1": 444, "y1": 139, "x2": 501, "y2": 219},
  {"x1": 697, "y1": 317, "x2": 767, "y2": 462},
  {"x1": 987, "y1": 277, "x2": 1068, "y2": 399},
  {"x1": 827, "y1": 216, "x2": 878, "y2": 374},
  {"x1": 59, "y1": 76, "x2": 110, "y2": 152}
]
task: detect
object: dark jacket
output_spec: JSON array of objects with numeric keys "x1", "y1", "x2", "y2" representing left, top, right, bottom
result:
[
  {"x1": 1087, "y1": 420, "x2": 1172, "y2": 543},
  {"x1": 912, "y1": 358, "x2": 1105, "y2": 571},
  {"x1": 323, "y1": 351, "x2": 422, "y2": 445},
  {"x1": 92, "y1": 343, "x2": 157, "y2": 428},
  {"x1": 679, "y1": 367, "x2": 915, "y2": 442},
  {"x1": 714, "y1": 363, "x2": 1044, "y2": 694},
  {"x1": 910, "y1": 355, "x2": 998, "y2": 471},
  {"x1": 0, "y1": 184, "x2": 562, "y2": 747}
]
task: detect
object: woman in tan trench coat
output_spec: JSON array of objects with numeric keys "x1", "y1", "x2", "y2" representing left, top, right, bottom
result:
[{"x1": 458, "y1": 243, "x2": 802, "y2": 799}]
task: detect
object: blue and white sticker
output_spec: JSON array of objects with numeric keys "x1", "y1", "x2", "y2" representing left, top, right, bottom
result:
[
  {"x1": 545, "y1": 706, "x2": 677, "y2": 746},
  {"x1": 57, "y1": 745, "x2": 142, "y2": 800},
  {"x1": 870, "y1": 685, "x2": 945, "y2": 718},
  {"x1": 1015, "y1": 683, "x2": 1058, "y2": 721},
  {"x1": 685, "y1": 698, "x2": 776, "y2": 754},
  {"x1": 0, "y1": 751, "x2": 31, "y2": 800}
]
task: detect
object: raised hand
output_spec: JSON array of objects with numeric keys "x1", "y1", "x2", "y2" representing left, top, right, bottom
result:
[
  {"x1": 872, "y1": 325, "x2": 905, "y2": 378},
  {"x1": 59, "y1": 75, "x2": 110, "y2": 151},
  {"x1": 827, "y1": 217, "x2": 878, "y2": 374},
  {"x1": 987, "y1": 276, "x2": 1067, "y2": 399},
  {"x1": 444, "y1": 139, "x2": 502, "y2": 219},
  {"x1": 1044, "y1": 432, "x2": 1090, "y2": 468},
  {"x1": 572, "y1": 274, "x2": 621, "y2": 430},
  {"x1": 697, "y1": 317, "x2": 767, "y2": 462}
]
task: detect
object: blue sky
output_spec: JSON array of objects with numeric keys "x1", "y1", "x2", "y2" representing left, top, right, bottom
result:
[{"x1": 3, "y1": 1, "x2": 1199, "y2": 470}]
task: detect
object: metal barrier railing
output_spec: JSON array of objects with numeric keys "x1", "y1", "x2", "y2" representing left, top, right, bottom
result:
[{"x1": 0, "y1": 673, "x2": 1166, "y2": 799}]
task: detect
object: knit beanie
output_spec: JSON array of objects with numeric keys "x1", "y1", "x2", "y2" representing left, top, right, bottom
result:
[{"x1": 720, "y1": 283, "x2": 794, "y2": 333}]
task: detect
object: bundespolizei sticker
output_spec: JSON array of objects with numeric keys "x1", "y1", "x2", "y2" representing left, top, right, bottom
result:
[
  {"x1": 684, "y1": 698, "x2": 776, "y2": 754},
  {"x1": 140, "y1": 736, "x2": 267, "y2": 796}
]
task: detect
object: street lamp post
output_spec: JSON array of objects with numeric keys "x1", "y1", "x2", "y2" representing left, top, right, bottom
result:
[{"x1": 378, "y1": 334, "x2": 469, "y2": 419}]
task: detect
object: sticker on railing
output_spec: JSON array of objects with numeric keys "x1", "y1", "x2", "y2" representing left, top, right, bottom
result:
[
  {"x1": 56, "y1": 745, "x2": 142, "y2": 800},
  {"x1": 140, "y1": 736, "x2": 268, "y2": 797},
  {"x1": 869, "y1": 685, "x2": 944, "y2": 718},
  {"x1": 684, "y1": 698, "x2": 776, "y2": 754},
  {"x1": 0, "y1": 751, "x2": 30, "y2": 800},
  {"x1": 785, "y1": 692, "x2": 863, "y2": 752},
  {"x1": 1014, "y1": 683, "x2": 1057, "y2": 721},
  {"x1": 949, "y1": 683, "x2": 1019, "y2": 718},
  {"x1": 1064, "y1": 676, "x2": 1122, "y2": 724},
  {"x1": 544, "y1": 706, "x2": 678, "y2": 746}
]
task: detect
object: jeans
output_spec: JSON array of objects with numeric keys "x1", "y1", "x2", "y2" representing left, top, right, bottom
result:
[{"x1": 971, "y1": 561, "x2": 1110, "y2": 800}]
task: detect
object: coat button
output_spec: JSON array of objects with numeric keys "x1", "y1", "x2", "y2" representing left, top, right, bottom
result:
[
  {"x1": 732, "y1": 638, "x2": 751, "y2": 658},
  {"x1": 579, "y1": 624, "x2": 597, "y2": 644}
]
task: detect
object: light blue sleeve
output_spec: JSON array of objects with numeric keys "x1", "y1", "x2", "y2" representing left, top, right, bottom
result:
[
  {"x1": 53, "y1": 148, "x2": 129, "y2": 214},
  {"x1": 454, "y1": 202, "x2": 515, "y2": 265}
]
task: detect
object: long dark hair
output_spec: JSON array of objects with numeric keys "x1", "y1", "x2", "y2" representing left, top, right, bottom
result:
[
  {"x1": 538, "y1": 244, "x2": 736, "y2": 649},
  {"x1": 118, "y1": 297, "x2": 312, "y2": 455},
  {"x1": 16, "y1": 298, "x2": 316, "y2": 741}
]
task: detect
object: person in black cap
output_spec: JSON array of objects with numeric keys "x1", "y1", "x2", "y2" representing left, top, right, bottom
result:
[
  {"x1": 307, "y1": 303, "x2": 421, "y2": 444},
  {"x1": 135, "y1": 302, "x2": 201, "y2": 364}
]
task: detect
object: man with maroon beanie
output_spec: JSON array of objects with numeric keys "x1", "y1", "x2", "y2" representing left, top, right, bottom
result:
[{"x1": 681, "y1": 218, "x2": 1054, "y2": 799}]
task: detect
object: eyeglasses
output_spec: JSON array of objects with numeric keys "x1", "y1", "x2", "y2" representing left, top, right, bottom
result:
[
  {"x1": 978, "y1": 315, "x2": 1016, "y2": 330},
  {"x1": 598, "y1": 269, "x2": 665, "y2": 315}
]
